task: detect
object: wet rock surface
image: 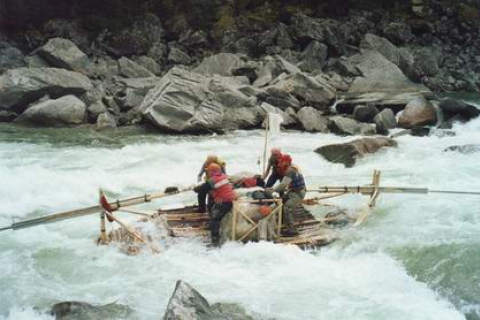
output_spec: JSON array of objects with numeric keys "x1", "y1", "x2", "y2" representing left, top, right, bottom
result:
[
  {"x1": 50, "y1": 301, "x2": 135, "y2": 320},
  {"x1": 164, "y1": 280, "x2": 253, "y2": 320},
  {"x1": 315, "y1": 137, "x2": 398, "y2": 167}
]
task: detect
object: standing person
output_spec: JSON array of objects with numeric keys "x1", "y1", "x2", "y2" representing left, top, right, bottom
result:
[
  {"x1": 273, "y1": 154, "x2": 306, "y2": 237},
  {"x1": 194, "y1": 163, "x2": 237, "y2": 246},
  {"x1": 195, "y1": 155, "x2": 226, "y2": 213},
  {"x1": 263, "y1": 148, "x2": 286, "y2": 188}
]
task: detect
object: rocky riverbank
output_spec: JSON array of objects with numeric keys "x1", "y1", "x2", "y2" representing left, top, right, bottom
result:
[{"x1": 1, "y1": 0, "x2": 479, "y2": 134}]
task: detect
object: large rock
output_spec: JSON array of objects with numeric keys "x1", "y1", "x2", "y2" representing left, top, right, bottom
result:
[
  {"x1": 0, "y1": 68, "x2": 92, "y2": 112},
  {"x1": 253, "y1": 55, "x2": 301, "y2": 87},
  {"x1": 133, "y1": 55, "x2": 162, "y2": 75},
  {"x1": 264, "y1": 87, "x2": 302, "y2": 111},
  {"x1": 164, "y1": 280, "x2": 252, "y2": 320},
  {"x1": 193, "y1": 53, "x2": 245, "y2": 77},
  {"x1": 298, "y1": 40, "x2": 328, "y2": 73},
  {"x1": 315, "y1": 137, "x2": 398, "y2": 167},
  {"x1": 297, "y1": 107, "x2": 329, "y2": 132},
  {"x1": 339, "y1": 50, "x2": 429, "y2": 106},
  {"x1": 398, "y1": 97, "x2": 437, "y2": 129},
  {"x1": 139, "y1": 67, "x2": 261, "y2": 133},
  {"x1": 360, "y1": 34, "x2": 414, "y2": 75},
  {"x1": 439, "y1": 98, "x2": 480, "y2": 121},
  {"x1": 267, "y1": 72, "x2": 335, "y2": 112},
  {"x1": 15, "y1": 95, "x2": 86, "y2": 126},
  {"x1": 353, "y1": 105, "x2": 379, "y2": 123},
  {"x1": 118, "y1": 57, "x2": 154, "y2": 78},
  {"x1": 36, "y1": 38, "x2": 90, "y2": 73},
  {"x1": 96, "y1": 112, "x2": 117, "y2": 130},
  {"x1": 374, "y1": 108, "x2": 397, "y2": 134},
  {"x1": 328, "y1": 116, "x2": 368, "y2": 136},
  {"x1": 50, "y1": 301, "x2": 134, "y2": 320},
  {"x1": 0, "y1": 42, "x2": 25, "y2": 73}
]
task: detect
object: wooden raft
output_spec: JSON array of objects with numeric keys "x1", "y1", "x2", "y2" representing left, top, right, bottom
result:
[{"x1": 158, "y1": 204, "x2": 340, "y2": 248}]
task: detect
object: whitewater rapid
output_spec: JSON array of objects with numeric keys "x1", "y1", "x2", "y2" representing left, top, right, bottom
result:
[{"x1": 0, "y1": 117, "x2": 479, "y2": 319}]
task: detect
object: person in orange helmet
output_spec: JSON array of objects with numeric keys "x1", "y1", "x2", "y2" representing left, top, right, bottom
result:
[
  {"x1": 194, "y1": 163, "x2": 237, "y2": 246},
  {"x1": 195, "y1": 155, "x2": 226, "y2": 213},
  {"x1": 263, "y1": 148, "x2": 287, "y2": 188}
]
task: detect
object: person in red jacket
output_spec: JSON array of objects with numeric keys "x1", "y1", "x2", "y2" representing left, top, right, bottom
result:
[{"x1": 194, "y1": 163, "x2": 237, "y2": 246}]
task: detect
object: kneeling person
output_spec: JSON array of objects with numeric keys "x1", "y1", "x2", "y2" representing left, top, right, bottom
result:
[
  {"x1": 274, "y1": 155, "x2": 306, "y2": 237},
  {"x1": 194, "y1": 163, "x2": 237, "y2": 246}
]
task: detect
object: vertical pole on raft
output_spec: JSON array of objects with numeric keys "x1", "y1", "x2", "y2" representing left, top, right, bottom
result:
[
  {"x1": 98, "y1": 189, "x2": 108, "y2": 245},
  {"x1": 231, "y1": 201, "x2": 237, "y2": 241},
  {"x1": 262, "y1": 112, "x2": 269, "y2": 176},
  {"x1": 276, "y1": 199, "x2": 283, "y2": 237}
]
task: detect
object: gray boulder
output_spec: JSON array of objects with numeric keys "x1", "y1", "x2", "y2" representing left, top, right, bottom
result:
[
  {"x1": 353, "y1": 105, "x2": 379, "y2": 122},
  {"x1": 315, "y1": 137, "x2": 398, "y2": 167},
  {"x1": 382, "y1": 22, "x2": 413, "y2": 45},
  {"x1": 374, "y1": 108, "x2": 396, "y2": 134},
  {"x1": 164, "y1": 280, "x2": 252, "y2": 320},
  {"x1": 50, "y1": 301, "x2": 134, "y2": 320},
  {"x1": 439, "y1": 98, "x2": 480, "y2": 120},
  {"x1": 264, "y1": 87, "x2": 302, "y2": 111},
  {"x1": 118, "y1": 57, "x2": 154, "y2": 78},
  {"x1": 96, "y1": 112, "x2": 117, "y2": 130},
  {"x1": 411, "y1": 47, "x2": 441, "y2": 78},
  {"x1": 193, "y1": 53, "x2": 245, "y2": 77},
  {"x1": 267, "y1": 72, "x2": 335, "y2": 112},
  {"x1": 298, "y1": 40, "x2": 328, "y2": 73},
  {"x1": 133, "y1": 55, "x2": 162, "y2": 75},
  {"x1": 359, "y1": 34, "x2": 414, "y2": 78},
  {"x1": 139, "y1": 67, "x2": 261, "y2": 133},
  {"x1": 444, "y1": 144, "x2": 480, "y2": 154},
  {"x1": 297, "y1": 107, "x2": 329, "y2": 132},
  {"x1": 15, "y1": 95, "x2": 86, "y2": 126},
  {"x1": 253, "y1": 55, "x2": 301, "y2": 87},
  {"x1": 36, "y1": 38, "x2": 90, "y2": 73},
  {"x1": 328, "y1": 116, "x2": 363, "y2": 136},
  {"x1": 398, "y1": 97, "x2": 437, "y2": 129},
  {"x1": 87, "y1": 100, "x2": 108, "y2": 122},
  {"x1": 167, "y1": 45, "x2": 192, "y2": 65},
  {"x1": 25, "y1": 54, "x2": 51, "y2": 68},
  {"x1": 0, "y1": 42, "x2": 25, "y2": 73},
  {"x1": 0, "y1": 110, "x2": 18, "y2": 122},
  {"x1": 0, "y1": 67, "x2": 92, "y2": 112},
  {"x1": 339, "y1": 50, "x2": 428, "y2": 106}
]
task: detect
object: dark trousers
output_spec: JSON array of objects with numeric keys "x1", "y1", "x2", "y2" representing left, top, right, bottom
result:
[
  {"x1": 266, "y1": 172, "x2": 281, "y2": 188},
  {"x1": 197, "y1": 184, "x2": 213, "y2": 213},
  {"x1": 210, "y1": 202, "x2": 233, "y2": 244}
]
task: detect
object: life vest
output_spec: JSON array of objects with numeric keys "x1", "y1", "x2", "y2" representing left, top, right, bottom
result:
[
  {"x1": 289, "y1": 165, "x2": 306, "y2": 190},
  {"x1": 210, "y1": 173, "x2": 236, "y2": 203}
]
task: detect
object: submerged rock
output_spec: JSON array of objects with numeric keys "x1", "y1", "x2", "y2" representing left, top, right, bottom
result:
[
  {"x1": 444, "y1": 144, "x2": 480, "y2": 154},
  {"x1": 315, "y1": 137, "x2": 397, "y2": 167},
  {"x1": 50, "y1": 301, "x2": 135, "y2": 320},
  {"x1": 164, "y1": 280, "x2": 253, "y2": 320}
]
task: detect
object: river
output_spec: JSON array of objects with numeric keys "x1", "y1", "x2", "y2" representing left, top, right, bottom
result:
[{"x1": 0, "y1": 98, "x2": 479, "y2": 320}]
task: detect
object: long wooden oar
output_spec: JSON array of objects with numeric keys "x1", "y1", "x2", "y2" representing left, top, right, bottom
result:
[
  {"x1": 309, "y1": 186, "x2": 480, "y2": 196},
  {"x1": 0, "y1": 185, "x2": 195, "y2": 232}
]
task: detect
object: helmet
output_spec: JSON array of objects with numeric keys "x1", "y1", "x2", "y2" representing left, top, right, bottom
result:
[
  {"x1": 206, "y1": 163, "x2": 221, "y2": 174},
  {"x1": 206, "y1": 154, "x2": 218, "y2": 163},
  {"x1": 271, "y1": 148, "x2": 281, "y2": 155},
  {"x1": 281, "y1": 154, "x2": 292, "y2": 165}
]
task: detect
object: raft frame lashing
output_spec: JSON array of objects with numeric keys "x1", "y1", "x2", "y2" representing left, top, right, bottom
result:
[
  {"x1": 231, "y1": 199, "x2": 283, "y2": 242},
  {"x1": 98, "y1": 189, "x2": 108, "y2": 245},
  {"x1": 353, "y1": 170, "x2": 381, "y2": 227}
]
